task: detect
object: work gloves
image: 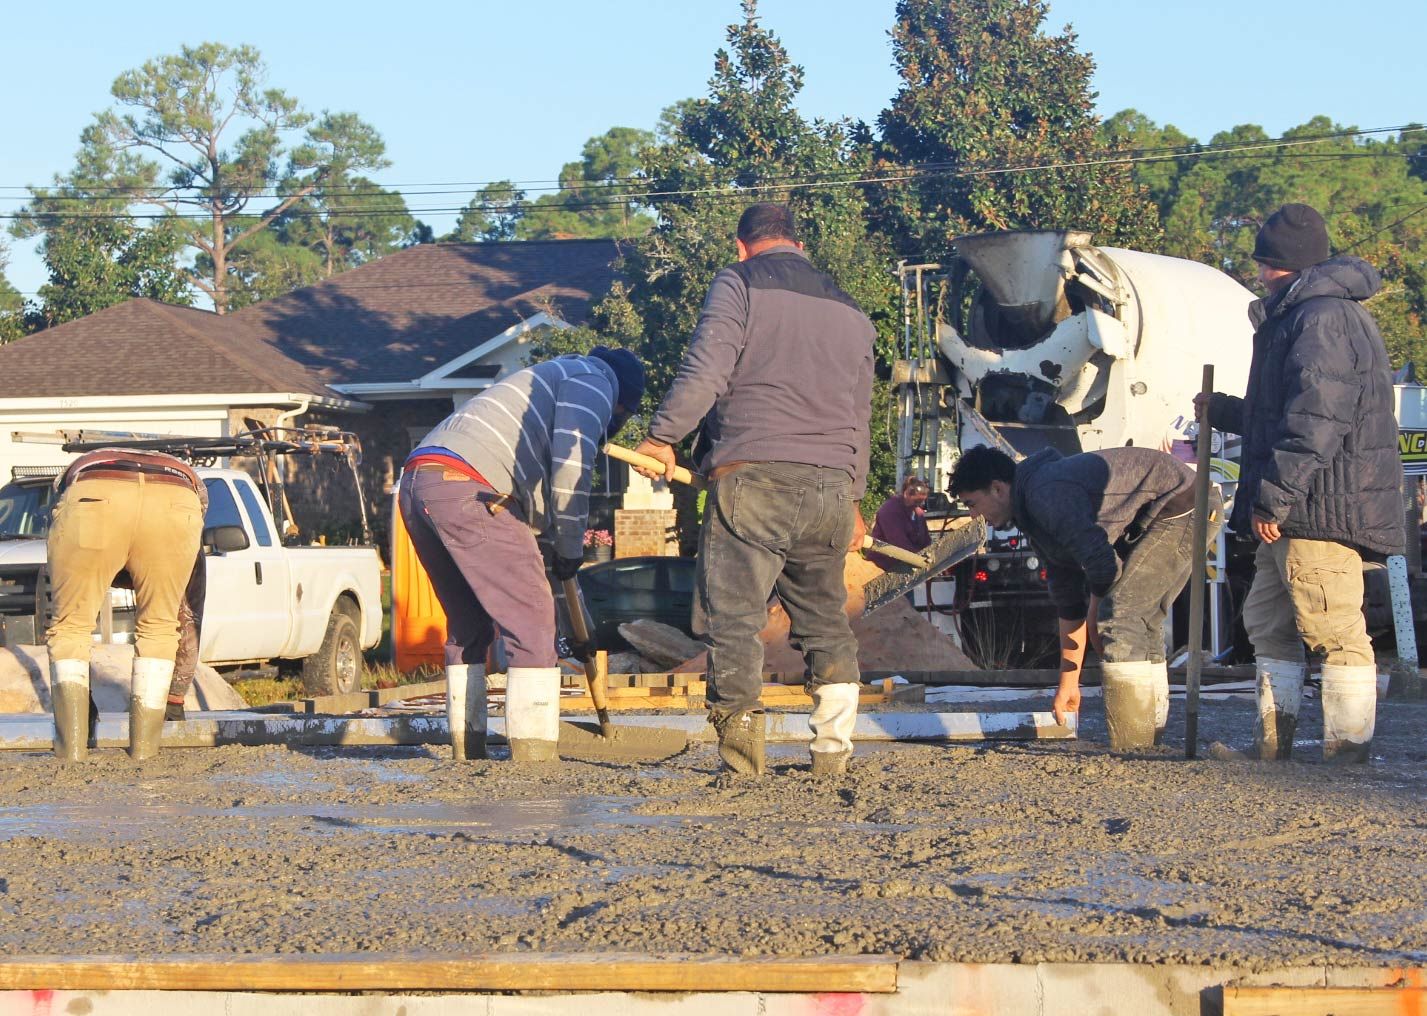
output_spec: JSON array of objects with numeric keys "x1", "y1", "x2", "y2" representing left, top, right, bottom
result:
[{"x1": 553, "y1": 554, "x2": 585, "y2": 581}]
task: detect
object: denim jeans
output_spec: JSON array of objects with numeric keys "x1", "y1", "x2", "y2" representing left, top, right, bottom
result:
[
  {"x1": 694, "y1": 462, "x2": 860, "y2": 714},
  {"x1": 1098, "y1": 489, "x2": 1223, "y2": 663}
]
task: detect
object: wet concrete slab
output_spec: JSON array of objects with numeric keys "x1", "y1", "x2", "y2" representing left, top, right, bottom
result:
[{"x1": 0, "y1": 696, "x2": 1422, "y2": 969}]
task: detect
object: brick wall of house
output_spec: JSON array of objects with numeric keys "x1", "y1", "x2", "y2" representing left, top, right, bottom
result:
[{"x1": 614, "y1": 509, "x2": 680, "y2": 558}]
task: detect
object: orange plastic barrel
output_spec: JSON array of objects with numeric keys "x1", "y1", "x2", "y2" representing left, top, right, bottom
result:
[{"x1": 390, "y1": 481, "x2": 447, "y2": 673}]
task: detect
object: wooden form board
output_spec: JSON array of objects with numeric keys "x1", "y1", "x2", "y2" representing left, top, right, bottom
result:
[
  {"x1": 1224, "y1": 985, "x2": 1427, "y2": 1015},
  {"x1": 0, "y1": 953, "x2": 899, "y2": 994},
  {"x1": 556, "y1": 678, "x2": 924, "y2": 712}
]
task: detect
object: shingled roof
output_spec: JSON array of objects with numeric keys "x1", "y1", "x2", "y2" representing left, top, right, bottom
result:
[
  {"x1": 234, "y1": 239, "x2": 619, "y2": 385},
  {"x1": 0, "y1": 298, "x2": 347, "y2": 402}
]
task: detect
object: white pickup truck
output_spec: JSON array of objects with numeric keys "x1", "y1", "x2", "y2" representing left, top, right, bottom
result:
[{"x1": 0, "y1": 466, "x2": 382, "y2": 695}]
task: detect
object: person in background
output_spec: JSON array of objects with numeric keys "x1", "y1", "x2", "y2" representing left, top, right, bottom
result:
[{"x1": 868, "y1": 476, "x2": 932, "y2": 570}]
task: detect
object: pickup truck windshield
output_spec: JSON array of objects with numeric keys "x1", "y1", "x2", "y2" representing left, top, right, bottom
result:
[{"x1": 0, "y1": 481, "x2": 52, "y2": 540}]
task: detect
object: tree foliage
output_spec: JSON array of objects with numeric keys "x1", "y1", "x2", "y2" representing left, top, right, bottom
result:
[
  {"x1": 1109, "y1": 112, "x2": 1427, "y2": 368},
  {"x1": 0, "y1": 240, "x2": 25, "y2": 344},
  {"x1": 875, "y1": 0, "x2": 1160, "y2": 255},
  {"x1": 592, "y1": 0, "x2": 900, "y2": 510},
  {"x1": 12, "y1": 133, "x2": 190, "y2": 327},
  {"x1": 21, "y1": 43, "x2": 391, "y2": 315}
]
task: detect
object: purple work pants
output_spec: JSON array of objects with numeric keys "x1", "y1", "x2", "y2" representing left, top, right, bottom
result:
[{"x1": 398, "y1": 468, "x2": 557, "y2": 669}]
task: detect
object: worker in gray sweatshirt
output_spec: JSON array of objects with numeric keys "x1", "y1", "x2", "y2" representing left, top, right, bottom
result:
[
  {"x1": 632, "y1": 203, "x2": 876, "y2": 777},
  {"x1": 400, "y1": 347, "x2": 644, "y2": 763}
]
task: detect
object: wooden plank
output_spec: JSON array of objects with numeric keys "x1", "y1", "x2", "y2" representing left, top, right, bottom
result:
[
  {"x1": 0, "y1": 952, "x2": 899, "y2": 994},
  {"x1": 1224, "y1": 985, "x2": 1427, "y2": 1016},
  {"x1": 862, "y1": 666, "x2": 1254, "y2": 687}
]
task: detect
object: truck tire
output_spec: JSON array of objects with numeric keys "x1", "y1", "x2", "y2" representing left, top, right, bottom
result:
[{"x1": 301, "y1": 607, "x2": 362, "y2": 696}]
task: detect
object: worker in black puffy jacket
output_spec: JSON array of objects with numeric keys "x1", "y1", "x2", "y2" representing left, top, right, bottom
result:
[{"x1": 1201, "y1": 203, "x2": 1403, "y2": 764}]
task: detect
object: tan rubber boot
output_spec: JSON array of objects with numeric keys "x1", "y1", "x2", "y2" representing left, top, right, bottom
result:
[
  {"x1": 50, "y1": 657, "x2": 91, "y2": 763},
  {"x1": 446, "y1": 663, "x2": 489, "y2": 760},
  {"x1": 712, "y1": 708, "x2": 765, "y2": 775},
  {"x1": 1101, "y1": 660, "x2": 1158, "y2": 751},
  {"x1": 1321, "y1": 663, "x2": 1378, "y2": 764},
  {"x1": 1150, "y1": 660, "x2": 1170, "y2": 746},
  {"x1": 1254, "y1": 657, "x2": 1306, "y2": 760},
  {"x1": 129, "y1": 657, "x2": 173, "y2": 761},
  {"x1": 809, "y1": 682, "x2": 859, "y2": 776},
  {"x1": 506, "y1": 666, "x2": 560, "y2": 763}
]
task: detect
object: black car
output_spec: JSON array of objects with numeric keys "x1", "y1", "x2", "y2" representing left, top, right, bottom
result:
[{"x1": 576, "y1": 555, "x2": 696, "y2": 651}]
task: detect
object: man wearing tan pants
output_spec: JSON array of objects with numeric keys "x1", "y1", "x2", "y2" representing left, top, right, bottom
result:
[
  {"x1": 1202, "y1": 204, "x2": 1403, "y2": 763},
  {"x1": 46, "y1": 449, "x2": 205, "y2": 762}
]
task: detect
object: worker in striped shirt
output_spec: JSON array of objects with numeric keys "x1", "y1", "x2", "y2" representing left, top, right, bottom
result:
[{"x1": 399, "y1": 347, "x2": 645, "y2": 763}]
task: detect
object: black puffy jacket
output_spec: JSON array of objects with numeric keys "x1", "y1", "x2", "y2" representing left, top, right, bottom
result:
[{"x1": 1208, "y1": 256, "x2": 1404, "y2": 556}]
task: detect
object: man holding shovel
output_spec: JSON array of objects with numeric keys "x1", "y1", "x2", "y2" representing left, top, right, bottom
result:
[
  {"x1": 400, "y1": 347, "x2": 644, "y2": 763},
  {"x1": 632, "y1": 203, "x2": 876, "y2": 777},
  {"x1": 949, "y1": 444, "x2": 1222, "y2": 750}
]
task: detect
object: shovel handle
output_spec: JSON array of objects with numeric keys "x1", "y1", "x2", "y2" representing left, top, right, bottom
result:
[
  {"x1": 561, "y1": 577, "x2": 611, "y2": 726},
  {"x1": 603, "y1": 442, "x2": 704, "y2": 488},
  {"x1": 861, "y1": 535, "x2": 929, "y2": 568}
]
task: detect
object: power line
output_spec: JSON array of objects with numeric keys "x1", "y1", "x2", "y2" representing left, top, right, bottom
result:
[
  {"x1": 5, "y1": 135, "x2": 1427, "y2": 225},
  {"x1": 0, "y1": 123, "x2": 1420, "y2": 206}
]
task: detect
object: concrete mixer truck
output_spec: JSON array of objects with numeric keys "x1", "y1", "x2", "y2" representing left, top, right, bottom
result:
[{"x1": 894, "y1": 229, "x2": 1257, "y2": 665}]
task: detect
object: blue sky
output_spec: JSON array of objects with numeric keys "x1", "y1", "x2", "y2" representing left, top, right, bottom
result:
[{"x1": 3, "y1": 0, "x2": 1423, "y2": 297}]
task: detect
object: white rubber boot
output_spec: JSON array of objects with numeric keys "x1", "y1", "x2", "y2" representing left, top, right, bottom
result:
[
  {"x1": 505, "y1": 666, "x2": 561, "y2": 763},
  {"x1": 1150, "y1": 660, "x2": 1170, "y2": 745},
  {"x1": 446, "y1": 664, "x2": 488, "y2": 761},
  {"x1": 1321, "y1": 663, "x2": 1378, "y2": 764},
  {"x1": 50, "y1": 657, "x2": 91, "y2": 763},
  {"x1": 1254, "y1": 657, "x2": 1306, "y2": 761},
  {"x1": 809, "y1": 683, "x2": 859, "y2": 776},
  {"x1": 1101, "y1": 660, "x2": 1158, "y2": 751},
  {"x1": 129, "y1": 657, "x2": 173, "y2": 761}
]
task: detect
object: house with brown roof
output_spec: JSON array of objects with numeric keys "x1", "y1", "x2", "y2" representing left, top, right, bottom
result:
[
  {"x1": 0, "y1": 298, "x2": 364, "y2": 481},
  {"x1": 0, "y1": 239, "x2": 620, "y2": 535},
  {"x1": 234, "y1": 238, "x2": 618, "y2": 502}
]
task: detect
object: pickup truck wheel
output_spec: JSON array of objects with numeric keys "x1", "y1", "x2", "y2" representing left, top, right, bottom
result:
[{"x1": 301, "y1": 608, "x2": 362, "y2": 696}]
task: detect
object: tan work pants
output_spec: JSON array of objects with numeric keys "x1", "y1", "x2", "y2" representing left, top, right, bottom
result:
[
  {"x1": 46, "y1": 477, "x2": 203, "y2": 663},
  {"x1": 1242, "y1": 537, "x2": 1374, "y2": 668}
]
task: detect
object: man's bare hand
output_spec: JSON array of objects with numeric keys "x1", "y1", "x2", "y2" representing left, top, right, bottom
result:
[
  {"x1": 1193, "y1": 391, "x2": 1214, "y2": 414},
  {"x1": 1253, "y1": 517, "x2": 1281, "y2": 544},
  {"x1": 1052, "y1": 683, "x2": 1081, "y2": 727},
  {"x1": 848, "y1": 507, "x2": 868, "y2": 553},
  {"x1": 631, "y1": 439, "x2": 677, "y2": 481}
]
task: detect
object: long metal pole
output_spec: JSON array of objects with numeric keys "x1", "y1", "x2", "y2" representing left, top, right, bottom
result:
[{"x1": 1185, "y1": 365, "x2": 1214, "y2": 758}]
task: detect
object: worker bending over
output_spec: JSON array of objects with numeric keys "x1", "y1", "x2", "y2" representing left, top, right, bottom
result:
[
  {"x1": 950, "y1": 445, "x2": 1221, "y2": 750},
  {"x1": 400, "y1": 348, "x2": 643, "y2": 763},
  {"x1": 632, "y1": 203, "x2": 876, "y2": 777},
  {"x1": 47, "y1": 449, "x2": 206, "y2": 761}
]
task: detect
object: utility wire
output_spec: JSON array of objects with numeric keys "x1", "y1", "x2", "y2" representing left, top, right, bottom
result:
[{"x1": 0, "y1": 123, "x2": 1420, "y2": 206}]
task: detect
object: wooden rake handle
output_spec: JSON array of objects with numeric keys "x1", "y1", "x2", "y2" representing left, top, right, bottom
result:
[{"x1": 603, "y1": 442, "x2": 927, "y2": 569}]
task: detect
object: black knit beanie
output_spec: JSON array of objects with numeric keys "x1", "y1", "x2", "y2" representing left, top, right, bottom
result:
[
  {"x1": 1253, "y1": 203, "x2": 1330, "y2": 271},
  {"x1": 588, "y1": 345, "x2": 645, "y2": 408}
]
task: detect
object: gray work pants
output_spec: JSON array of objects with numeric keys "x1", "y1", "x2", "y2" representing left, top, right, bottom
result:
[{"x1": 694, "y1": 462, "x2": 860, "y2": 714}]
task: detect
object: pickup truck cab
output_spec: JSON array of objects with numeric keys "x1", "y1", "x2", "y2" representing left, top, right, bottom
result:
[{"x1": 0, "y1": 466, "x2": 382, "y2": 694}]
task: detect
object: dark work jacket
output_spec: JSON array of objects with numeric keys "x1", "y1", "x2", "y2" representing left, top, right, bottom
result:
[
  {"x1": 1208, "y1": 256, "x2": 1403, "y2": 556},
  {"x1": 1012, "y1": 448, "x2": 1196, "y2": 620}
]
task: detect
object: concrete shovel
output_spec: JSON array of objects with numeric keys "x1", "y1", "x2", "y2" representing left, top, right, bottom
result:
[{"x1": 555, "y1": 576, "x2": 689, "y2": 763}]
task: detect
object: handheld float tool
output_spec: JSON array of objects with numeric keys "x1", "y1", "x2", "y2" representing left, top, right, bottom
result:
[
  {"x1": 552, "y1": 576, "x2": 690, "y2": 762},
  {"x1": 1184, "y1": 364, "x2": 1214, "y2": 759}
]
